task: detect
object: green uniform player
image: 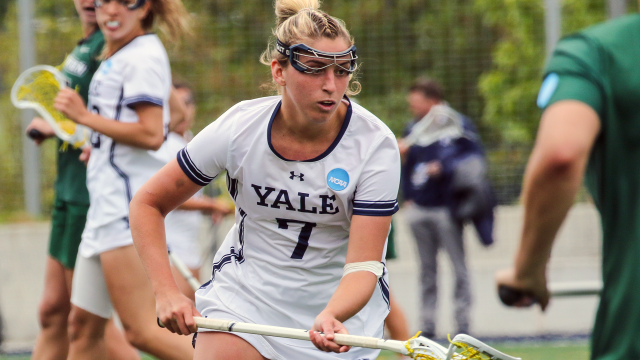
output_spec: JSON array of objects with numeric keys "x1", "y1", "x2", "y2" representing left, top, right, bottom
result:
[
  {"x1": 25, "y1": 2, "x2": 142, "y2": 358},
  {"x1": 24, "y1": 27, "x2": 109, "y2": 360},
  {"x1": 49, "y1": 29, "x2": 104, "y2": 268},
  {"x1": 497, "y1": 13, "x2": 640, "y2": 360}
]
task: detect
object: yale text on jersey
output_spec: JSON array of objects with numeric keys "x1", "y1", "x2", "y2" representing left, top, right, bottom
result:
[{"x1": 251, "y1": 184, "x2": 339, "y2": 215}]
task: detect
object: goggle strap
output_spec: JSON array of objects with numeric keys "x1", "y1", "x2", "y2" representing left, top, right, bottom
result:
[{"x1": 276, "y1": 39, "x2": 291, "y2": 57}]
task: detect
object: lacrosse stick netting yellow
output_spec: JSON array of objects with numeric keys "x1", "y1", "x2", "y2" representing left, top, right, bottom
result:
[{"x1": 11, "y1": 65, "x2": 87, "y2": 148}]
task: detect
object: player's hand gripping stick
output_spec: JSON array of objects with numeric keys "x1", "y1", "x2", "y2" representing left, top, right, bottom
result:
[
  {"x1": 499, "y1": 281, "x2": 603, "y2": 307},
  {"x1": 498, "y1": 285, "x2": 537, "y2": 307},
  {"x1": 27, "y1": 128, "x2": 46, "y2": 141}
]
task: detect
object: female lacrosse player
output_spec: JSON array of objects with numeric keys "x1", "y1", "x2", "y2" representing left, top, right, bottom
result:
[
  {"x1": 130, "y1": 0, "x2": 400, "y2": 359},
  {"x1": 53, "y1": 0, "x2": 194, "y2": 359},
  {"x1": 25, "y1": 1, "x2": 138, "y2": 359}
]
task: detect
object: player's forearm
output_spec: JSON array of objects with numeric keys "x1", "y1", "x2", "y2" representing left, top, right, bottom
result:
[
  {"x1": 176, "y1": 197, "x2": 215, "y2": 212},
  {"x1": 168, "y1": 87, "x2": 186, "y2": 132},
  {"x1": 77, "y1": 112, "x2": 164, "y2": 150},
  {"x1": 514, "y1": 150, "x2": 587, "y2": 278},
  {"x1": 322, "y1": 272, "x2": 378, "y2": 322},
  {"x1": 515, "y1": 102, "x2": 600, "y2": 279},
  {"x1": 130, "y1": 198, "x2": 180, "y2": 295}
]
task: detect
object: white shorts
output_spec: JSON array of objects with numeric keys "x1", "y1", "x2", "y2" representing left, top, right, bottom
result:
[
  {"x1": 79, "y1": 217, "x2": 133, "y2": 258},
  {"x1": 195, "y1": 284, "x2": 382, "y2": 360},
  {"x1": 167, "y1": 236, "x2": 202, "y2": 270},
  {"x1": 165, "y1": 210, "x2": 203, "y2": 270},
  {"x1": 71, "y1": 253, "x2": 113, "y2": 319}
]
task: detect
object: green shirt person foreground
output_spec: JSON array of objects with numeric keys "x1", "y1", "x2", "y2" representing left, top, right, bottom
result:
[
  {"x1": 539, "y1": 14, "x2": 640, "y2": 360},
  {"x1": 49, "y1": 29, "x2": 103, "y2": 268}
]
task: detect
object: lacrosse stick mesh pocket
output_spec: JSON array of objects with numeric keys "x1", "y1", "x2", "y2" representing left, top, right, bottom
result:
[{"x1": 16, "y1": 69, "x2": 78, "y2": 140}]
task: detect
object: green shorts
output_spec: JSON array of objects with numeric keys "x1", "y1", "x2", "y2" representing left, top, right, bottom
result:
[
  {"x1": 386, "y1": 220, "x2": 397, "y2": 260},
  {"x1": 49, "y1": 199, "x2": 89, "y2": 269}
]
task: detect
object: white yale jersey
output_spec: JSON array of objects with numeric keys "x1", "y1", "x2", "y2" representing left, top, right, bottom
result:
[
  {"x1": 81, "y1": 34, "x2": 171, "y2": 257},
  {"x1": 179, "y1": 96, "x2": 400, "y2": 357}
]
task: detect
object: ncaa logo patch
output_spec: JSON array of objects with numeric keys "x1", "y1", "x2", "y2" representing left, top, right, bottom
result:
[
  {"x1": 101, "y1": 59, "x2": 113, "y2": 75},
  {"x1": 327, "y1": 168, "x2": 349, "y2": 191},
  {"x1": 537, "y1": 73, "x2": 559, "y2": 109}
]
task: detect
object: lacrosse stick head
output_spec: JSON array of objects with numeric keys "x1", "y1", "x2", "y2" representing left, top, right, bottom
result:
[
  {"x1": 403, "y1": 334, "x2": 448, "y2": 360},
  {"x1": 405, "y1": 104, "x2": 464, "y2": 147},
  {"x1": 11, "y1": 65, "x2": 90, "y2": 148},
  {"x1": 446, "y1": 334, "x2": 521, "y2": 360}
]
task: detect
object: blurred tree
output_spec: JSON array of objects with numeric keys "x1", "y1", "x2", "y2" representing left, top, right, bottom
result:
[
  {"x1": 472, "y1": 0, "x2": 606, "y2": 203},
  {"x1": 0, "y1": 0, "x2": 8, "y2": 30},
  {"x1": 474, "y1": 0, "x2": 606, "y2": 147},
  {"x1": 0, "y1": 0, "x2": 81, "y2": 218},
  {"x1": 0, "y1": 0, "x2": 618, "y2": 216}
]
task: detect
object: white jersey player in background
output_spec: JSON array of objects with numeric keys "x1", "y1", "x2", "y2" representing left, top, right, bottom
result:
[
  {"x1": 53, "y1": 0, "x2": 194, "y2": 359},
  {"x1": 163, "y1": 81, "x2": 233, "y2": 300},
  {"x1": 130, "y1": 0, "x2": 401, "y2": 359}
]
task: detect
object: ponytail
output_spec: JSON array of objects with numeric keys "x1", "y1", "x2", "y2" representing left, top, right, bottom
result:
[{"x1": 142, "y1": 0, "x2": 191, "y2": 42}]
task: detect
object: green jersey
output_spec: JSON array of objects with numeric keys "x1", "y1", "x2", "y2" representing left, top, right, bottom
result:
[
  {"x1": 539, "y1": 14, "x2": 640, "y2": 360},
  {"x1": 56, "y1": 30, "x2": 104, "y2": 204}
]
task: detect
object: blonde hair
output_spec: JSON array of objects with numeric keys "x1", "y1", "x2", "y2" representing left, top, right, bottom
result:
[
  {"x1": 260, "y1": 0, "x2": 361, "y2": 96},
  {"x1": 142, "y1": 0, "x2": 191, "y2": 43}
]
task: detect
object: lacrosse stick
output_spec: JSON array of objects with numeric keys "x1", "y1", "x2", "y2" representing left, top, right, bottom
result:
[
  {"x1": 548, "y1": 280, "x2": 602, "y2": 297},
  {"x1": 159, "y1": 317, "x2": 520, "y2": 360},
  {"x1": 11, "y1": 65, "x2": 91, "y2": 148},
  {"x1": 169, "y1": 251, "x2": 201, "y2": 291},
  {"x1": 403, "y1": 104, "x2": 465, "y2": 148},
  {"x1": 499, "y1": 280, "x2": 602, "y2": 306}
]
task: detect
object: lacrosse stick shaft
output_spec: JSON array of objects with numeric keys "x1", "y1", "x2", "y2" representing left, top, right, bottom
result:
[
  {"x1": 548, "y1": 280, "x2": 602, "y2": 297},
  {"x1": 189, "y1": 317, "x2": 409, "y2": 354},
  {"x1": 161, "y1": 317, "x2": 520, "y2": 359},
  {"x1": 169, "y1": 252, "x2": 201, "y2": 292}
]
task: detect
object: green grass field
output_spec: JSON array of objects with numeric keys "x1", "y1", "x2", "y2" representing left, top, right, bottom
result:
[{"x1": 0, "y1": 342, "x2": 589, "y2": 360}]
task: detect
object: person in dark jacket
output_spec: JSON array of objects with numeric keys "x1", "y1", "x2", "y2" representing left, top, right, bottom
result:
[{"x1": 399, "y1": 78, "x2": 493, "y2": 338}]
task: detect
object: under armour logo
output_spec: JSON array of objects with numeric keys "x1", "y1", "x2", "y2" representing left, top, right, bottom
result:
[{"x1": 289, "y1": 171, "x2": 304, "y2": 181}]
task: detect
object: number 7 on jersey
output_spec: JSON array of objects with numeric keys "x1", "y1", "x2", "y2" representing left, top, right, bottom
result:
[{"x1": 276, "y1": 218, "x2": 317, "y2": 259}]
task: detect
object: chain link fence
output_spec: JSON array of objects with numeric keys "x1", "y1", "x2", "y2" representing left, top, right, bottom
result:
[{"x1": 0, "y1": 0, "x2": 627, "y2": 219}]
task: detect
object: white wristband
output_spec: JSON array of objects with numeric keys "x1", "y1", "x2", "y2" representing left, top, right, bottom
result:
[{"x1": 343, "y1": 261, "x2": 384, "y2": 278}]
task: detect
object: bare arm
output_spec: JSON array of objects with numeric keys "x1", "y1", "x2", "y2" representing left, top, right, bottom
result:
[
  {"x1": 310, "y1": 214, "x2": 391, "y2": 353},
  {"x1": 496, "y1": 100, "x2": 600, "y2": 310},
  {"x1": 168, "y1": 87, "x2": 186, "y2": 132},
  {"x1": 54, "y1": 88, "x2": 165, "y2": 150},
  {"x1": 176, "y1": 196, "x2": 230, "y2": 213},
  {"x1": 129, "y1": 159, "x2": 203, "y2": 335}
]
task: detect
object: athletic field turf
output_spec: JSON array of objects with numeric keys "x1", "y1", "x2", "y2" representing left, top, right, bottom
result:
[{"x1": 0, "y1": 341, "x2": 589, "y2": 360}]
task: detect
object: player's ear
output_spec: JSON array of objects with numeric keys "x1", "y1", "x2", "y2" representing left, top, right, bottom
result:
[
  {"x1": 138, "y1": 0, "x2": 152, "y2": 22},
  {"x1": 271, "y1": 59, "x2": 286, "y2": 87}
]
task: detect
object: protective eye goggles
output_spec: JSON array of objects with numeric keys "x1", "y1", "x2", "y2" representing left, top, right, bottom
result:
[
  {"x1": 276, "y1": 39, "x2": 358, "y2": 75},
  {"x1": 94, "y1": 0, "x2": 146, "y2": 10}
]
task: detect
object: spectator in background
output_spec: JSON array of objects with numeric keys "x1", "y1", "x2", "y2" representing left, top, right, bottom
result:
[
  {"x1": 163, "y1": 81, "x2": 232, "y2": 300},
  {"x1": 399, "y1": 78, "x2": 494, "y2": 338}
]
